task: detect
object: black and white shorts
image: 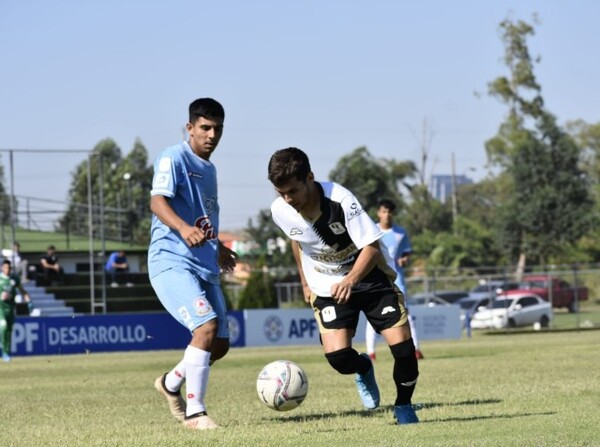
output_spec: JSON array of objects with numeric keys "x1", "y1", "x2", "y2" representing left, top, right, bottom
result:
[{"x1": 310, "y1": 275, "x2": 409, "y2": 335}]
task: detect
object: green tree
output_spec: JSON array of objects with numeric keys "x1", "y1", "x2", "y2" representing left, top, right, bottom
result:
[
  {"x1": 237, "y1": 256, "x2": 277, "y2": 309},
  {"x1": 486, "y1": 16, "x2": 595, "y2": 266},
  {"x1": 59, "y1": 138, "x2": 153, "y2": 245},
  {"x1": 328, "y1": 146, "x2": 407, "y2": 214},
  {"x1": 245, "y1": 209, "x2": 295, "y2": 267},
  {"x1": 0, "y1": 159, "x2": 13, "y2": 226}
]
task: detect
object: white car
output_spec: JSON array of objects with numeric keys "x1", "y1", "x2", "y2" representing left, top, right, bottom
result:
[
  {"x1": 407, "y1": 293, "x2": 451, "y2": 307},
  {"x1": 469, "y1": 293, "x2": 553, "y2": 329}
]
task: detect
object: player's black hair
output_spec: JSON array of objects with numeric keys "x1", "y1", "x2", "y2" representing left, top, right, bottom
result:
[
  {"x1": 268, "y1": 147, "x2": 312, "y2": 186},
  {"x1": 377, "y1": 198, "x2": 396, "y2": 212},
  {"x1": 3, "y1": 259, "x2": 11, "y2": 267},
  {"x1": 188, "y1": 98, "x2": 225, "y2": 124}
]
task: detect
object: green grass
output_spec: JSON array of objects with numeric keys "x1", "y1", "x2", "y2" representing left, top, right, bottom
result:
[{"x1": 1, "y1": 329, "x2": 599, "y2": 447}]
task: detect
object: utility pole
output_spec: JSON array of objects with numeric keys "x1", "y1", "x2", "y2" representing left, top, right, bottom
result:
[{"x1": 451, "y1": 152, "x2": 458, "y2": 223}]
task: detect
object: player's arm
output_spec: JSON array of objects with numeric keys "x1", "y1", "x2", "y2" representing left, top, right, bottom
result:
[
  {"x1": 398, "y1": 252, "x2": 411, "y2": 268},
  {"x1": 330, "y1": 241, "x2": 382, "y2": 304},
  {"x1": 291, "y1": 241, "x2": 311, "y2": 304},
  {"x1": 150, "y1": 195, "x2": 206, "y2": 247}
]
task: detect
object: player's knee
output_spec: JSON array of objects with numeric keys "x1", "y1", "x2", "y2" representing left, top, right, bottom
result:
[
  {"x1": 325, "y1": 347, "x2": 360, "y2": 375},
  {"x1": 390, "y1": 339, "x2": 419, "y2": 382}
]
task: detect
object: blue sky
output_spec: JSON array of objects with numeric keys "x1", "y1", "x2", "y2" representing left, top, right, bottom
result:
[{"x1": 1, "y1": 1, "x2": 598, "y2": 230}]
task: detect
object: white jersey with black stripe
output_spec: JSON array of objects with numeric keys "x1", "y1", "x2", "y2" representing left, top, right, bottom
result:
[{"x1": 271, "y1": 181, "x2": 391, "y2": 297}]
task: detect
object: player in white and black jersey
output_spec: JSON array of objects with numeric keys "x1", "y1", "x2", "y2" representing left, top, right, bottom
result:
[{"x1": 268, "y1": 147, "x2": 420, "y2": 425}]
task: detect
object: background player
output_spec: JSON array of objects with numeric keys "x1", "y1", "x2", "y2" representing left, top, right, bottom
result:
[
  {"x1": 0, "y1": 260, "x2": 31, "y2": 362},
  {"x1": 149, "y1": 98, "x2": 237, "y2": 430},
  {"x1": 268, "y1": 147, "x2": 420, "y2": 424},
  {"x1": 365, "y1": 199, "x2": 423, "y2": 361}
]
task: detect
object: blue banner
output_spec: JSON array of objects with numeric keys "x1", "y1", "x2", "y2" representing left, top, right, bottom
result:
[{"x1": 11, "y1": 311, "x2": 245, "y2": 356}]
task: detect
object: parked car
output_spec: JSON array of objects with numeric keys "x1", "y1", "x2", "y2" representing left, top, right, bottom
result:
[
  {"x1": 505, "y1": 275, "x2": 588, "y2": 313},
  {"x1": 456, "y1": 296, "x2": 493, "y2": 324},
  {"x1": 469, "y1": 293, "x2": 553, "y2": 329},
  {"x1": 468, "y1": 280, "x2": 520, "y2": 301},
  {"x1": 409, "y1": 290, "x2": 468, "y2": 304},
  {"x1": 407, "y1": 292, "x2": 452, "y2": 307}
]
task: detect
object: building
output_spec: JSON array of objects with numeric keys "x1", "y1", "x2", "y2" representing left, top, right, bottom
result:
[{"x1": 429, "y1": 174, "x2": 473, "y2": 203}]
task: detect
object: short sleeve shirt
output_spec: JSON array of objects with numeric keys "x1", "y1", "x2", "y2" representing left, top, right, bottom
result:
[
  {"x1": 148, "y1": 141, "x2": 221, "y2": 284},
  {"x1": 377, "y1": 224, "x2": 412, "y2": 294},
  {"x1": 271, "y1": 182, "x2": 396, "y2": 297}
]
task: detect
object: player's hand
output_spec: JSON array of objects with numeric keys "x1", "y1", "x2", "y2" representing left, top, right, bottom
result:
[
  {"x1": 302, "y1": 284, "x2": 312, "y2": 304},
  {"x1": 330, "y1": 281, "x2": 353, "y2": 304},
  {"x1": 218, "y1": 245, "x2": 238, "y2": 272},
  {"x1": 180, "y1": 225, "x2": 207, "y2": 247}
]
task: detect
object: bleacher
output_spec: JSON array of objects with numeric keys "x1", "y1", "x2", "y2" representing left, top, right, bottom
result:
[
  {"x1": 41, "y1": 272, "x2": 163, "y2": 314},
  {"x1": 16, "y1": 283, "x2": 76, "y2": 317}
]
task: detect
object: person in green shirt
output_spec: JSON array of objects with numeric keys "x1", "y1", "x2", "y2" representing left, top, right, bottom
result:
[{"x1": 0, "y1": 259, "x2": 31, "y2": 362}]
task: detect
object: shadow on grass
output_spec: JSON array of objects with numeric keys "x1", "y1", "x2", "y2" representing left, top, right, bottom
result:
[
  {"x1": 420, "y1": 410, "x2": 557, "y2": 424},
  {"x1": 260, "y1": 399, "x2": 509, "y2": 424}
]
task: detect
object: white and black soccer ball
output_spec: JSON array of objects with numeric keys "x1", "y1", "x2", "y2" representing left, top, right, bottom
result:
[{"x1": 256, "y1": 360, "x2": 309, "y2": 411}]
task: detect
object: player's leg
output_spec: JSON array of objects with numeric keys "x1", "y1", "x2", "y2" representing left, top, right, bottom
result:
[
  {"x1": 369, "y1": 289, "x2": 419, "y2": 424},
  {"x1": 408, "y1": 313, "x2": 424, "y2": 359},
  {"x1": 150, "y1": 268, "x2": 225, "y2": 428},
  {"x1": 311, "y1": 296, "x2": 380, "y2": 409},
  {"x1": 182, "y1": 280, "x2": 229, "y2": 429},
  {"x1": 365, "y1": 321, "x2": 378, "y2": 360},
  {"x1": 1, "y1": 310, "x2": 14, "y2": 361},
  {"x1": 0, "y1": 310, "x2": 9, "y2": 360}
]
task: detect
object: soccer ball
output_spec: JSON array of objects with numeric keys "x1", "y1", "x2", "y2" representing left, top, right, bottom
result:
[{"x1": 256, "y1": 360, "x2": 309, "y2": 411}]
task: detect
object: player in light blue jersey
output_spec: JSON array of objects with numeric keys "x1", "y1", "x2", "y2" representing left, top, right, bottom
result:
[
  {"x1": 149, "y1": 98, "x2": 237, "y2": 430},
  {"x1": 365, "y1": 199, "x2": 424, "y2": 361}
]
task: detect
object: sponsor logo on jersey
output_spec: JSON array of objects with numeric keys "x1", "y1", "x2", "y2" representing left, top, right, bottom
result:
[
  {"x1": 195, "y1": 215, "x2": 217, "y2": 240},
  {"x1": 347, "y1": 202, "x2": 365, "y2": 220},
  {"x1": 193, "y1": 297, "x2": 212, "y2": 316},
  {"x1": 188, "y1": 171, "x2": 203, "y2": 179},
  {"x1": 381, "y1": 306, "x2": 397, "y2": 315},
  {"x1": 328, "y1": 222, "x2": 346, "y2": 234},
  {"x1": 290, "y1": 228, "x2": 303, "y2": 235},
  {"x1": 310, "y1": 244, "x2": 357, "y2": 263},
  {"x1": 153, "y1": 173, "x2": 169, "y2": 188}
]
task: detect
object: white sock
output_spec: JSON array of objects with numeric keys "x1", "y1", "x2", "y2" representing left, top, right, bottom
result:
[
  {"x1": 365, "y1": 321, "x2": 377, "y2": 355},
  {"x1": 165, "y1": 359, "x2": 186, "y2": 392},
  {"x1": 183, "y1": 345, "x2": 211, "y2": 416},
  {"x1": 409, "y1": 315, "x2": 420, "y2": 350}
]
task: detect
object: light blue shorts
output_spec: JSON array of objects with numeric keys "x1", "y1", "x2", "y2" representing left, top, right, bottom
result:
[{"x1": 150, "y1": 266, "x2": 230, "y2": 338}]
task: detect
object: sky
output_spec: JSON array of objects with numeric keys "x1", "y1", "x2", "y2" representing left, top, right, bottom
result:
[{"x1": 1, "y1": 0, "x2": 599, "y2": 231}]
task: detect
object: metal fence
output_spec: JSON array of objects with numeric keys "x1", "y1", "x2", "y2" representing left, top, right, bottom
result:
[{"x1": 271, "y1": 265, "x2": 600, "y2": 331}]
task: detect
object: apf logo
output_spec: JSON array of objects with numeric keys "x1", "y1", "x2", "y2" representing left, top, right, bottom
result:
[
  {"x1": 227, "y1": 314, "x2": 240, "y2": 345},
  {"x1": 263, "y1": 315, "x2": 284, "y2": 342}
]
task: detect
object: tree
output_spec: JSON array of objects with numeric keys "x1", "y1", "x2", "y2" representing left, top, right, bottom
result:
[
  {"x1": 328, "y1": 146, "x2": 408, "y2": 214},
  {"x1": 237, "y1": 256, "x2": 277, "y2": 309},
  {"x1": 0, "y1": 159, "x2": 13, "y2": 226},
  {"x1": 485, "y1": 16, "x2": 595, "y2": 266},
  {"x1": 245, "y1": 209, "x2": 295, "y2": 267},
  {"x1": 58, "y1": 138, "x2": 154, "y2": 245}
]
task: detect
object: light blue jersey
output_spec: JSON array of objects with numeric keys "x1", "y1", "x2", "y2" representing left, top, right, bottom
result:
[
  {"x1": 377, "y1": 224, "x2": 412, "y2": 295},
  {"x1": 148, "y1": 141, "x2": 229, "y2": 336},
  {"x1": 148, "y1": 141, "x2": 220, "y2": 284}
]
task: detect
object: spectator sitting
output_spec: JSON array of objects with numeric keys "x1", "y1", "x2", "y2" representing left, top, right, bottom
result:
[
  {"x1": 105, "y1": 250, "x2": 133, "y2": 287},
  {"x1": 40, "y1": 245, "x2": 64, "y2": 286}
]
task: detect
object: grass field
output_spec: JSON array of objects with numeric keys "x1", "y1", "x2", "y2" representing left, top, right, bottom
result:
[{"x1": 2, "y1": 328, "x2": 599, "y2": 447}]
